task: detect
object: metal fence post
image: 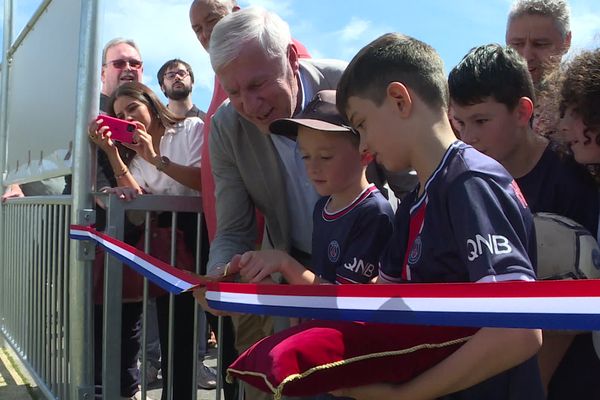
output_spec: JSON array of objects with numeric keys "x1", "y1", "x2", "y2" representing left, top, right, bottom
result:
[
  {"x1": 69, "y1": 0, "x2": 102, "y2": 398},
  {"x1": 0, "y1": 0, "x2": 14, "y2": 334},
  {"x1": 102, "y1": 195, "x2": 125, "y2": 399}
]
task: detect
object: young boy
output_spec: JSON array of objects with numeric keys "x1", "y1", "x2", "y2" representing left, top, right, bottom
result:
[
  {"x1": 560, "y1": 49, "x2": 600, "y2": 165},
  {"x1": 333, "y1": 33, "x2": 543, "y2": 399},
  {"x1": 228, "y1": 90, "x2": 394, "y2": 285},
  {"x1": 448, "y1": 44, "x2": 598, "y2": 234},
  {"x1": 448, "y1": 44, "x2": 600, "y2": 399}
]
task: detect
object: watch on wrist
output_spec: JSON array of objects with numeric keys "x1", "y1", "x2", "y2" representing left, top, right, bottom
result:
[{"x1": 154, "y1": 155, "x2": 170, "y2": 171}]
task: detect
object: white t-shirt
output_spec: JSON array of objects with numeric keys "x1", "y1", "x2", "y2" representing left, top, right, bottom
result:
[{"x1": 129, "y1": 117, "x2": 203, "y2": 196}]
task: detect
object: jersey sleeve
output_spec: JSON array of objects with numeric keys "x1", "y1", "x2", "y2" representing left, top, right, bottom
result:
[
  {"x1": 378, "y1": 196, "x2": 411, "y2": 283},
  {"x1": 447, "y1": 173, "x2": 536, "y2": 282},
  {"x1": 336, "y1": 207, "x2": 394, "y2": 284}
]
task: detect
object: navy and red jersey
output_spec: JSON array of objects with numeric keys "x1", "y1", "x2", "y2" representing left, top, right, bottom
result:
[
  {"x1": 379, "y1": 141, "x2": 543, "y2": 400},
  {"x1": 380, "y1": 141, "x2": 537, "y2": 284},
  {"x1": 311, "y1": 185, "x2": 394, "y2": 284},
  {"x1": 516, "y1": 142, "x2": 599, "y2": 236}
]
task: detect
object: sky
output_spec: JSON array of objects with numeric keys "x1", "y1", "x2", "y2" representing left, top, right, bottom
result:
[{"x1": 1, "y1": 0, "x2": 600, "y2": 112}]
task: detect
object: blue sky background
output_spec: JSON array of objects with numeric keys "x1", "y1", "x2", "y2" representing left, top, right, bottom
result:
[{"x1": 2, "y1": 0, "x2": 600, "y2": 112}]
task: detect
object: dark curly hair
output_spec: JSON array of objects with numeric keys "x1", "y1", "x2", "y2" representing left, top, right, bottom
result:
[{"x1": 559, "y1": 49, "x2": 600, "y2": 146}]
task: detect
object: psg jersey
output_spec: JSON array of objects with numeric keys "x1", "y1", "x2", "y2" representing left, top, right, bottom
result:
[
  {"x1": 379, "y1": 141, "x2": 537, "y2": 284},
  {"x1": 312, "y1": 184, "x2": 394, "y2": 284}
]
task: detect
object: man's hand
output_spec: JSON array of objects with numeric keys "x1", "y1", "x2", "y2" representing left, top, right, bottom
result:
[
  {"x1": 193, "y1": 263, "x2": 241, "y2": 317},
  {"x1": 235, "y1": 250, "x2": 292, "y2": 283},
  {"x1": 192, "y1": 285, "x2": 238, "y2": 317}
]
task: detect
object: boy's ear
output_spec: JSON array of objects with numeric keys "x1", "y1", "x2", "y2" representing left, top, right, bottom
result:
[
  {"x1": 516, "y1": 97, "x2": 534, "y2": 126},
  {"x1": 387, "y1": 82, "x2": 412, "y2": 117}
]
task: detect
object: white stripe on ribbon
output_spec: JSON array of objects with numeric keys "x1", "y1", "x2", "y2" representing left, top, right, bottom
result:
[
  {"x1": 70, "y1": 226, "x2": 200, "y2": 294},
  {"x1": 205, "y1": 291, "x2": 600, "y2": 315},
  {"x1": 205, "y1": 281, "x2": 600, "y2": 329}
]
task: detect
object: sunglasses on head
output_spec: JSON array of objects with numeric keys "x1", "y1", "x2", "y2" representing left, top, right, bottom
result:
[{"x1": 105, "y1": 59, "x2": 143, "y2": 70}]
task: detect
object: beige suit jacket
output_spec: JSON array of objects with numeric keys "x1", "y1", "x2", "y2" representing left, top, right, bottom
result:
[{"x1": 207, "y1": 59, "x2": 347, "y2": 272}]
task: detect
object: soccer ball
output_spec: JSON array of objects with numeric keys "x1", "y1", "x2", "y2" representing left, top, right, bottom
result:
[{"x1": 533, "y1": 212, "x2": 600, "y2": 280}]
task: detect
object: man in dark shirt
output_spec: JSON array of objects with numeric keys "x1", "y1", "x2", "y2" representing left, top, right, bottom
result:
[{"x1": 157, "y1": 58, "x2": 207, "y2": 121}]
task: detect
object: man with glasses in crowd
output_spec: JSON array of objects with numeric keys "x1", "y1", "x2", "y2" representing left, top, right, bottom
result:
[
  {"x1": 157, "y1": 58, "x2": 206, "y2": 121},
  {"x1": 100, "y1": 38, "x2": 144, "y2": 111}
]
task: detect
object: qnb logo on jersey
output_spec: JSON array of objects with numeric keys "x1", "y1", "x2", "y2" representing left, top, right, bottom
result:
[
  {"x1": 467, "y1": 234, "x2": 513, "y2": 262},
  {"x1": 343, "y1": 258, "x2": 376, "y2": 278}
]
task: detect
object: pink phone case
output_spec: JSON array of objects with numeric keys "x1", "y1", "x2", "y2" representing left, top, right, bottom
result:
[{"x1": 97, "y1": 115, "x2": 136, "y2": 143}]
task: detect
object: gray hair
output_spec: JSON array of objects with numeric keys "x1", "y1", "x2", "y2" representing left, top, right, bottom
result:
[
  {"x1": 191, "y1": 0, "x2": 238, "y2": 10},
  {"x1": 102, "y1": 38, "x2": 142, "y2": 64},
  {"x1": 209, "y1": 6, "x2": 292, "y2": 72},
  {"x1": 507, "y1": 0, "x2": 571, "y2": 38}
]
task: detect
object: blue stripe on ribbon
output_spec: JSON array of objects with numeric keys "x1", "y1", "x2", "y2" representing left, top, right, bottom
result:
[
  {"x1": 70, "y1": 231, "x2": 187, "y2": 295},
  {"x1": 208, "y1": 300, "x2": 600, "y2": 330},
  {"x1": 106, "y1": 248, "x2": 186, "y2": 295}
]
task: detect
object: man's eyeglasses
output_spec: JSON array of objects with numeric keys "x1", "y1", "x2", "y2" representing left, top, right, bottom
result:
[
  {"x1": 104, "y1": 59, "x2": 143, "y2": 70},
  {"x1": 164, "y1": 70, "x2": 189, "y2": 80}
]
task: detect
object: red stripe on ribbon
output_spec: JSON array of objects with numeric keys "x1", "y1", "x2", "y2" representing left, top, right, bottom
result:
[
  {"x1": 70, "y1": 224, "x2": 206, "y2": 288},
  {"x1": 206, "y1": 279, "x2": 600, "y2": 298}
]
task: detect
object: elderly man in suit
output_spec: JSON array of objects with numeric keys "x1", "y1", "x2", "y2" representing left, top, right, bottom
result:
[
  {"x1": 207, "y1": 8, "x2": 346, "y2": 272},
  {"x1": 194, "y1": 6, "x2": 346, "y2": 399}
]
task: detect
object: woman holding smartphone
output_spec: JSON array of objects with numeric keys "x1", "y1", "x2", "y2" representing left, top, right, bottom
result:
[
  {"x1": 89, "y1": 81, "x2": 202, "y2": 196},
  {"x1": 89, "y1": 81, "x2": 203, "y2": 400}
]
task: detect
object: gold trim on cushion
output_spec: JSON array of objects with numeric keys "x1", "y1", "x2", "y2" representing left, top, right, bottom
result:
[{"x1": 227, "y1": 334, "x2": 473, "y2": 399}]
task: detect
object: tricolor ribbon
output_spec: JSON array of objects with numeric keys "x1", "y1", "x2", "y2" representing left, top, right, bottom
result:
[
  {"x1": 205, "y1": 280, "x2": 600, "y2": 330},
  {"x1": 70, "y1": 224, "x2": 600, "y2": 329},
  {"x1": 69, "y1": 224, "x2": 208, "y2": 294}
]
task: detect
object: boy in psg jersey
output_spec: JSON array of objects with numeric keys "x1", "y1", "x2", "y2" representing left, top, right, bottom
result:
[
  {"x1": 332, "y1": 34, "x2": 544, "y2": 400},
  {"x1": 448, "y1": 43, "x2": 600, "y2": 399},
  {"x1": 227, "y1": 90, "x2": 394, "y2": 285}
]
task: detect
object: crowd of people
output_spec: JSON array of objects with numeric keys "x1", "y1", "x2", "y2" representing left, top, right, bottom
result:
[{"x1": 3, "y1": 0, "x2": 600, "y2": 399}]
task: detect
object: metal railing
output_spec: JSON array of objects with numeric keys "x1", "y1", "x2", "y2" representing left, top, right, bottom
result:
[
  {"x1": 0, "y1": 193, "x2": 224, "y2": 400},
  {"x1": 0, "y1": 196, "x2": 72, "y2": 399},
  {"x1": 100, "y1": 193, "x2": 207, "y2": 400}
]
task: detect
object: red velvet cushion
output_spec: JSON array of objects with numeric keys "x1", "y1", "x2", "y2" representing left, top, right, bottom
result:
[{"x1": 227, "y1": 320, "x2": 477, "y2": 398}]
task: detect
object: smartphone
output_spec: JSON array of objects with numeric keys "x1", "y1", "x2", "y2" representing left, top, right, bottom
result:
[{"x1": 96, "y1": 115, "x2": 136, "y2": 144}]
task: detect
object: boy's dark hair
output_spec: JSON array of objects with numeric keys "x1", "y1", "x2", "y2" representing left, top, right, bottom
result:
[
  {"x1": 448, "y1": 44, "x2": 535, "y2": 110},
  {"x1": 336, "y1": 33, "x2": 448, "y2": 117},
  {"x1": 560, "y1": 49, "x2": 600, "y2": 136},
  {"x1": 157, "y1": 58, "x2": 195, "y2": 87}
]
